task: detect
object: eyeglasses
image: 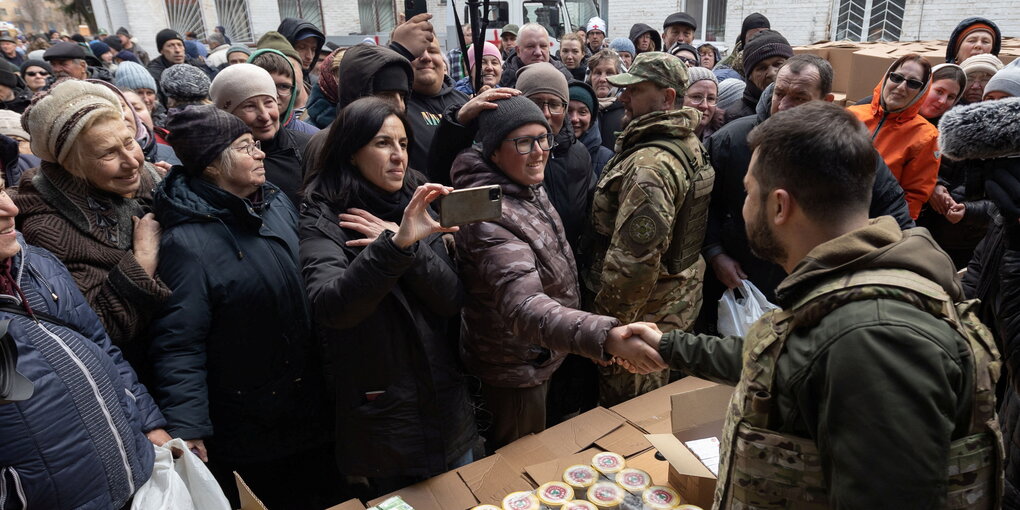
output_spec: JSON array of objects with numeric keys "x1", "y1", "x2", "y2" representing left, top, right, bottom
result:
[
  {"x1": 24, "y1": 71, "x2": 49, "y2": 77},
  {"x1": 505, "y1": 133, "x2": 557, "y2": 154},
  {"x1": 888, "y1": 72, "x2": 924, "y2": 90},
  {"x1": 532, "y1": 100, "x2": 566, "y2": 114},
  {"x1": 685, "y1": 94, "x2": 717, "y2": 105},
  {"x1": 234, "y1": 140, "x2": 261, "y2": 156},
  {"x1": 677, "y1": 56, "x2": 697, "y2": 66}
]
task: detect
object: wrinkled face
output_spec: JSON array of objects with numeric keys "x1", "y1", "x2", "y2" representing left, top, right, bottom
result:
[
  {"x1": 353, "y1": 115, "x2": 408, "y2": 193},
  {"x1": 956, "y1": 30, "x2": 994, "y2": 63},
  {"x1": 683, "y1": 79, "x2": 717, "y2": 130},
  {"x1": 529, "y1": 92, "x2": 566, "y2": 135},
  {"x1": 161, "y1": 39, "x2": 186, "y2": 64},
  {"x1": 0, "y1": 176, "x2": 19, "y2": 261},
  {"x1": 619, "y1": 51, "x2": 633, "y2": 68},
  {"x1": 518, "y1": 29, "x2": 550, "y2": 66},
  {"x1": 22, "y1": 65, "x2": 50, "y2": 91},
  {"x1": 0, "y1": 41, "x2": 15, "y2": 55},
  {"x1": 635, "y1": 33, "x2": 653, "y2": 52},
  {"x1": 675, "y1": 50, "x2": 697, "y2": 67},
  {"x1": 699, "y1": 48, "x2": 716, "y2": 68},
  {"x1": 490, "y1": 122, "x2": 550, "y2": 186},
  {"x1": 136, "y1": 88, "x2": 157, "y2": 111},
  {"x1": 587, "y1": 30, "x2": 605, "y2": 49},
  {"x1": 232, "y1": 94, "x2": 280, "y2": 141},
  {"x1": 218, "y1": 133, "x2": 266, "y2": 197},
  {"x1": 227, "y1": 51, "x2": 249, "y2": 66},
  {"x1": 749, "y1": 55, "x2": 786, "y2": 90},
  {"x1": 919, "y1": 78, "x2": 961, "y2": 119},
  {"x1": 294, "y1": 37, "x2": 318, "y2": 70},
  {"x1": 270, "y1": 71, "x2": 293, "y2": 110},
  {"x1": 620, "y1": 80, "x2": 668, "y2": 125},
  {"x1": 76, "y1": 118, "x2": 144, "y2": 198},
  {"x1": 965, "y1": 71, "x2": 993, "y2": 103},
  {"x1": 49, "y1": 58, "x2": 87, "y2": 80},
  {"x1": 770, "y1": 65, "x2": 823, "y2": 114},
  {"x1": 984, "y1": 90, "x2": 1014, "y2": 101},
  {"x1": 664, "y1": 25, "x2": 694, "y2": 49},
  {"x1": 473, "y1": 55, "x2": 502, "y2": 88},
  {"x1": 502, "y1": 34, "x2": 517, "y2": 52},
  {"x1": 122, "y1": 90, "x2": 153, "y2": 130},
  {"x1": 590, "y1": 60, "x2": 618, "y2": 98},
  {"x1": 412, "y1": 39, "x2": 446, "y2": 96},
  {"x1": 882, "y1": 60, "x2": 924, "y2": 112},
  {"x1": 560, "y1": 40, "x2": 583, "y2": 69},
  {"x1": 743, "y1": 154, "x2": 786, "y2": 265},
  {"x1": 567, "y1": 99, "x2": 592, "y2": 137},
  {"x1": 116, "y1": 95, "x2": 137, "y2": 134}
]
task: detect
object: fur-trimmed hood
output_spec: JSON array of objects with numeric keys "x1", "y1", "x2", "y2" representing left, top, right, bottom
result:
[{"x1": 939, "y1": 96, "x2": 1020, "y2": 160}]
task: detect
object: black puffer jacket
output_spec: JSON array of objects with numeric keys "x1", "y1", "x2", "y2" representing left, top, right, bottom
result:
[
  {"x1": 0, "y1": 83, "x2": 31, "y2": 113},
  {"x1": 148, "y1": 170, "x2": 328, "y2": 464},
  {"x1": 407, "y1": 75, "x2": 469, "y2": 178},
  {"x1": 299, "y1": 183, "x2": 475, "y2": 478},
  {"x1": 703, "y1": 90, "x2": 914, "y2": 301},
  {"x1": 264, "y1": 125, "x2": 312, "y2": 207},
  {"x1": 917, "y1": 157, "x2": 995, "y2": 268},
  {"x1": 277, "y1": 17, "x2": 325, "y2": 76},
  {"x1": 598, "y1": 98, "x2": 625, "y2": 151}
]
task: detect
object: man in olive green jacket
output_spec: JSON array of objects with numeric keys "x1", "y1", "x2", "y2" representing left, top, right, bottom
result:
[{"x1": 623, "y1": 102, "x2": 1001, "y2": 508}]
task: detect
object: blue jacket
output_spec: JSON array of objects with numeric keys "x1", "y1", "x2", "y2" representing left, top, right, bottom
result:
[
  {"x1": 148, "y1": 169, "x2": 327, "y2": 464},
  {"x1": 304, "y1": 84, "x2": 336, "y2": 129},
  {"x1": 0, "y1": 235, "x2": 164, "y2": 509}
]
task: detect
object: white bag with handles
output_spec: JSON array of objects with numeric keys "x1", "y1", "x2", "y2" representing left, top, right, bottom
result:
[
  {"x1": 131, "y1": 438, "x2": 230, "y2": 510},
  {"x1": 717, "y1": 279, "x2": 779, "y2": 337}
]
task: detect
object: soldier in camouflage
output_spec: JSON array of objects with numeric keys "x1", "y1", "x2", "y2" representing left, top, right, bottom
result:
[
  {"x1": 583, "y1": 51, "x2": 715, "y2": 406},
  {"x1": 621, "y1": 102, "x2": 1002, "y2": 508}
]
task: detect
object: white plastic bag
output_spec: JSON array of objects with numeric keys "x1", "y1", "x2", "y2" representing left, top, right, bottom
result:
[
  {"x1": 132, "y1": 438, "x2": 230, "y2": 510},
  {"x1": 717, "y1": 280, "x2": 779, "y2": 337}
]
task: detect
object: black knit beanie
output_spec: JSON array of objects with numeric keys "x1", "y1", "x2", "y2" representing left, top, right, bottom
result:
[
  {"x1": 477, "y1": 95, "x2": 551, "y2": 159},
  {"x1": 156, "y1": 29, "x2": 184, "y2": 53},
  {"x1": 166, "y1": 104, "x2": 251, "y2": 174},
  {"x1": 739, "y1": 13, "x2": 771, "y2": 45},
  {"x1": 742, "y1": 29, "x2": 793, "y2": 75}
]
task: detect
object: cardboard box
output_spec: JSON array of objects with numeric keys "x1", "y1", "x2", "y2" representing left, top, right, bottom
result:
[
  {"x1": 644, "y1": 382, "x2": 734, "y2": 509},
  {"x1": 368, "y1": 470, "x2": 478, "y2": 510},
  {"x1": 236, "y1": 472, "x2": 368, "y2": 510}
]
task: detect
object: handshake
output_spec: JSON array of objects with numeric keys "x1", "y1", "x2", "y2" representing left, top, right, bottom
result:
[{"x1": 603, "y1": 322, "x2": 667, "y2": 374}]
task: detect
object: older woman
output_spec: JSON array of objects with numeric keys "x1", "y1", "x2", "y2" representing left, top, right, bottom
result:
[
  {"x1": 150, "y1": 105, "x2": 333, "y2": 509},
  {"x1": 19, "y1": 59, "x2": 51, "y2": 93},
  {"x1": 13, "y1": 80, "x2": 170, "y2": 360},
  {"x1": 587, "y1": 49, "x2": 625, "y2": 150},
  {"x1": 300, "y1": 97, "x2": 475, "y2": 495},
  {"x1": 848, "y1": 54, "x2": 939, "y2": 219},
  {"x1": 453, "y1": 95, "x2": 666, "y2": 450},
  {"x1": 453, "y1": 42, "x2": 503, "y2": 96}
]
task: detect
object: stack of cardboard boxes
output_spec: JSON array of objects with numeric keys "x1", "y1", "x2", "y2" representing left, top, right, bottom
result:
[{"x1": 793, "y1": 37, "x2": 1020, "y2": 106}]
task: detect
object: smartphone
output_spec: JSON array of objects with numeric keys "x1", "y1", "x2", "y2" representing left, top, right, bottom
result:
[
  {"x1": 404, "y1": 0, "x2": 428, "y2": 18},
  {"x1": 439, "y1": 185, "x2": 502, "y2": 228}
]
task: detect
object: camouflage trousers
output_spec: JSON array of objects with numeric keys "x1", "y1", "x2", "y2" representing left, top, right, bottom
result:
[{"x1": 598, "y1": 259, "x2": 704, "y2": 406}]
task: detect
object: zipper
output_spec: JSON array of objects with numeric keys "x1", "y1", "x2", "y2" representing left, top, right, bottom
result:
[
  {"x1": 871, "y1": 112, "x2": 888, "y2": 141},
  {"x1": 7, "y1": 468, "x2": 24, "y2": 510},
  {"x1": 532, "y1": 187, "x2": 568, "y2": 257}
]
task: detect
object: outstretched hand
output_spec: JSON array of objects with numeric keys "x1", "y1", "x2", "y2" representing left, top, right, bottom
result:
[
  {"x1": 340, "y1": 208, "x2": 400, "y2": 247},
  {"x1": 604, "y1": 322, "x2": 667, "y2": 374},
  {"x1": 457, "y1": 88, "x2": 522, "y2": 124},
  {"x1": 392, "y1": 184, "x2": 459, "y2": 249},
  {"x1": 391, "y1": 13, "x2": 435, "y2": 58}
]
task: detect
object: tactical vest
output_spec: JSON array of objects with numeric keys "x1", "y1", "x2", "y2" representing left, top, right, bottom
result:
[
  {"x1": 713, "y1": 268, "x2": 1004, "y2": 509},
  {"x1": 599, "y1": 136, "x2": 715, "y2": 275}
]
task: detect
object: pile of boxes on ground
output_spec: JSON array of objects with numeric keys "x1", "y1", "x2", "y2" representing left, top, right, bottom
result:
[
  {"x1": 793, "y1": 37, "x2": 1020, "y2": 106},
  {"x1": 237, "y1": 377, "x2": 735, "y2": 510}
]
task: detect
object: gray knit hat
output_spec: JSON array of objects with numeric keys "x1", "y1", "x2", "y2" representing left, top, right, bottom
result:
[
  {"x1": 477, "y1": 95, "x2": 551, "y2": 159},
  {"x1": 516, "y1": 62, "x2": 569, "y2": 103},
  {"x1": 160, "y1": 64, "x2": 211, "y2": 100},
  {"x1": 25, "y1": 80, "x2": 122, "y2": 164},
  {"x1": 114, "y1": 61, "x2": 157, "y2": 91},
  {"x1": 985, "y1": 67, "x2": 1020, "y2": 98},
  {"x1": 716, "y1": 78, "x2": 746, "y2": 111},
  {"x1": 686, "y1": 66, "x2": 718, "y2": 85}
]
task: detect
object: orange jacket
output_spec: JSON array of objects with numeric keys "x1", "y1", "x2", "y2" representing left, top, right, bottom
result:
[{"x1": 847, "y1": 72, "x2": 941, "y2": 219}]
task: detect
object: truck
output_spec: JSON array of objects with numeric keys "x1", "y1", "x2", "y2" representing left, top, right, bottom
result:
[{"x1": 445, "y1": 0, "x2": 601, "y2": 52}]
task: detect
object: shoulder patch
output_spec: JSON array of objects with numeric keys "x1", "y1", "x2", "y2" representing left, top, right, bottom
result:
[{"x1": 621, "y1": 203, "x2": 668, "y2": 255}]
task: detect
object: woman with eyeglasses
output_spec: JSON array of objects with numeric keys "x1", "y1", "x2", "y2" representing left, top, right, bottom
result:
[
  {"x1": 452, "y1": 95, "x2": 666, "y2": 450},
  {"x1": 300, "y1": 97, "x2": 477, "y2": 497},
  {"x1": 19, "y1": 60, "x2": 51, "y2": 93},
  {"x1": 682, "y1": 67, "x2": 725, "y2": 140},
  {"x1": 148, "y1": 104, "x2": 337, "y2": 508},
  {"x1": 848, "y1": 53, "x2": 940, "y2": 220}
]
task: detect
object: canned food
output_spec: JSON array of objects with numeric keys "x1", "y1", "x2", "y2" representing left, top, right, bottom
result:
[
  {"x1": 563, "y1": 464, "x2": 598, "y2": 490},
  {"x1": 586, "y1": 481, "x2": 625, "y2": 509},
  {"x1": 591, "y1": 452, "x2": 625, "y2": 476},
  {"x1": 614, "y1": 468, "x2": 651, "y2": 494},
  {"x1": 641, "y1": 485, "x2": 681, "y2": 510},
  {"x1": 562, "y1": 501, "x2": 597, "y2": 510},
  {"x1": 502, "y1": 491, "x2": 540, "y2": 510}
]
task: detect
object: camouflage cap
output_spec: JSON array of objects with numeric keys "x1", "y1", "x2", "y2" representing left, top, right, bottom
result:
[{"x1": 607, "y1": 51, "x2": 689, "y2": 96}]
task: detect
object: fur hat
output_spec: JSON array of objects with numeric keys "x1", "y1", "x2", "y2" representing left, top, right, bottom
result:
[
  {"x1": 166, "y1": 104, "x2": 251, "y2": 173},
  {"x1": 960, "y1": 53, "x2": 1004, "y2": 77},
  {"x1": 114, "y1": 61, "x2": 157, "y2": 91},
  {"x1": 477, "y1": 95, "x2": 550, "y2": 158},
  {"x1": 984, "y1": 67, "x2": 1020, "y2": 99},
  {"x1": 25, "y1": 80, "x2": 122, "y2": 164},
  {"x1": 209, "y1": 63, "x2": 277, "y2": 113},
  {"x1": 160, "y1": 64, "x2": 211, "y2": 100},
  {"x1": 516, "y1": 62, "x2": 569, "y2": 103},
  {"x1": 939, "y1": 96, "x2": 1020, "y2": 160}
]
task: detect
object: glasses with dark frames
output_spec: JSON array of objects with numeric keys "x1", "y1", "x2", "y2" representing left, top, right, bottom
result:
[
  {"x1": 888, "y1": 72, "x2": 924, "y2": 90},
  {"x1": 504, "y1": 133, "x2": 557, "y2": 155}
]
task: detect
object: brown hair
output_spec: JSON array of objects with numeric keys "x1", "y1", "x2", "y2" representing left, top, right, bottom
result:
[{"x1": 889, "y1": 53, "x2": 932, "y2": 84}]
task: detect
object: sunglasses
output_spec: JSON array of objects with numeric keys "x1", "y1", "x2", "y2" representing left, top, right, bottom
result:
[
  {"x1": 888, "y1": 72, "x2": 924, "y2": 90},
  {"x1": 24, "y1": 71, "x2": 49, "y2": 77}
]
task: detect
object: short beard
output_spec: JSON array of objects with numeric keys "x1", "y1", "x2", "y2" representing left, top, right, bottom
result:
[{"x1": 747, "y1": 204, "x2": 787, "y2": 266}]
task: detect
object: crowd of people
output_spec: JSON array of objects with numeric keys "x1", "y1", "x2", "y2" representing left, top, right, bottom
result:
[{"x1": 0, "y1": 9, "x2": 1019, "y2": 510}]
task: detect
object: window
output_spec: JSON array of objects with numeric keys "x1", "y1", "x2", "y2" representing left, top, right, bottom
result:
[
  {"x1": 680, "y1": 0, "x2": 726, "y2": 41},
  {"x1": 0, "y1": 9, "x2": 7, "y2": 17},
  {"x1": 523, "y1": 1, "x2": 565, "y2": 40},
  {"x1": 216, "y1": 0, "x2": 254, "y2": 42},
  {"x1": 165, "y1": 0, "x2": 206, "y2": 39},
  {"x1": 835, "y1": 0, "x2": 905, "y2": 41},
  {"x1": 462, "y1": 1, "x2": 509, "y2": 30},
  {"x1": 562, "y1": 0, "x2": 598, "y2": 32},
  {"x1": 277, "y1": 0, "x2": 323, "y2": 31},
  {"x1": 359, "y1": 0, "x2": 395, "y2": 33}
]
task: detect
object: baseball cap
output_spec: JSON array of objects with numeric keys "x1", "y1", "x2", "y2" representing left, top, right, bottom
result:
[
  {"x1": 607, "y1": 51, "x2": 690, "y2": 95},
  {"x1": 501, "y1": 24, "x2": 519, "y2": 37}
]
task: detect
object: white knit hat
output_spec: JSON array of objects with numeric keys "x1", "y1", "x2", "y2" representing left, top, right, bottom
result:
[
  {"x1": 208, "y1": 63, "x2": 278, "y2": 113},
  {"x1": 0, "y1": 110, "x2": 29, "y2": 141},
  {"x1": 25, "y1": 80, "x2": 121, "y2": 164}
]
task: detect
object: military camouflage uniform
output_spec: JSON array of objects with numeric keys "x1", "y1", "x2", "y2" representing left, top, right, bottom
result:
[{"x1": 584, "y1": 52, "x2": 715, "y2": 406}]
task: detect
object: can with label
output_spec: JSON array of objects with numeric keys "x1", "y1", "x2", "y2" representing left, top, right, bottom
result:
[
  {"x1": 641, "y1": 486, "x2": 681, "y2": 510},
  {"x1": 563, "y1": 501, "x2": 597, "y2": 510},
  {"x1": 591, "y1": 452, "x2": 626, "y2": 476},
  {"x1": 563, "y1": 464, "x2": 598, "y2": 492},
  {"x1": 502, "y1": 491, "x2": 540, "y2": 510},
  {"x1": 614, "y1": 468, "x2": 651, "y2": 494},
  {"x1": 537, "y1": 481, "x2": 575, "y2": 507},
  {"x1": 586, "y1": 481, "x2": 625, "y2": 509}
]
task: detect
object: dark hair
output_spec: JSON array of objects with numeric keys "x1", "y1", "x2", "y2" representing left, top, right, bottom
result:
[
  {"x1": 747, "y1": 101, "x2": 876, "y2": 222},
  {"x1": 889, "y1": 53, "x2": 932, "y2": 84},
  {"x1": 783, "y1": 54, "x2": 833, "y2": 96},
  {"x1": 304, "y1": 96, "x2": 418, "y2": 205},
  {"x1": 250, "y1": 51, "x2": 293, "y2": 80}
]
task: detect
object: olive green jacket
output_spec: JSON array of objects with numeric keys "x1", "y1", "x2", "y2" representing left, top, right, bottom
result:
[{"x1": 659, "y1": 216, "x2": 976, "y2": 508}]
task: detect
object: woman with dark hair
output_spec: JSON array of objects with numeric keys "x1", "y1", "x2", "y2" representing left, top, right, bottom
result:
[
  {"x1": 300, "y1": 96, "x2": 476, "y2": 496},
  {"x1": 150, "y1": 104, "x2": 334, "y2": 509},
  {"x1": 848, "y1": 54, "x2": 939, "y2": 219}
]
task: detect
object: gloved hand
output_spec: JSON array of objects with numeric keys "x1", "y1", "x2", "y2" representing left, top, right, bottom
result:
[{"x1": 983, "y1": 157, "x2": 1020, "y2": 248}]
